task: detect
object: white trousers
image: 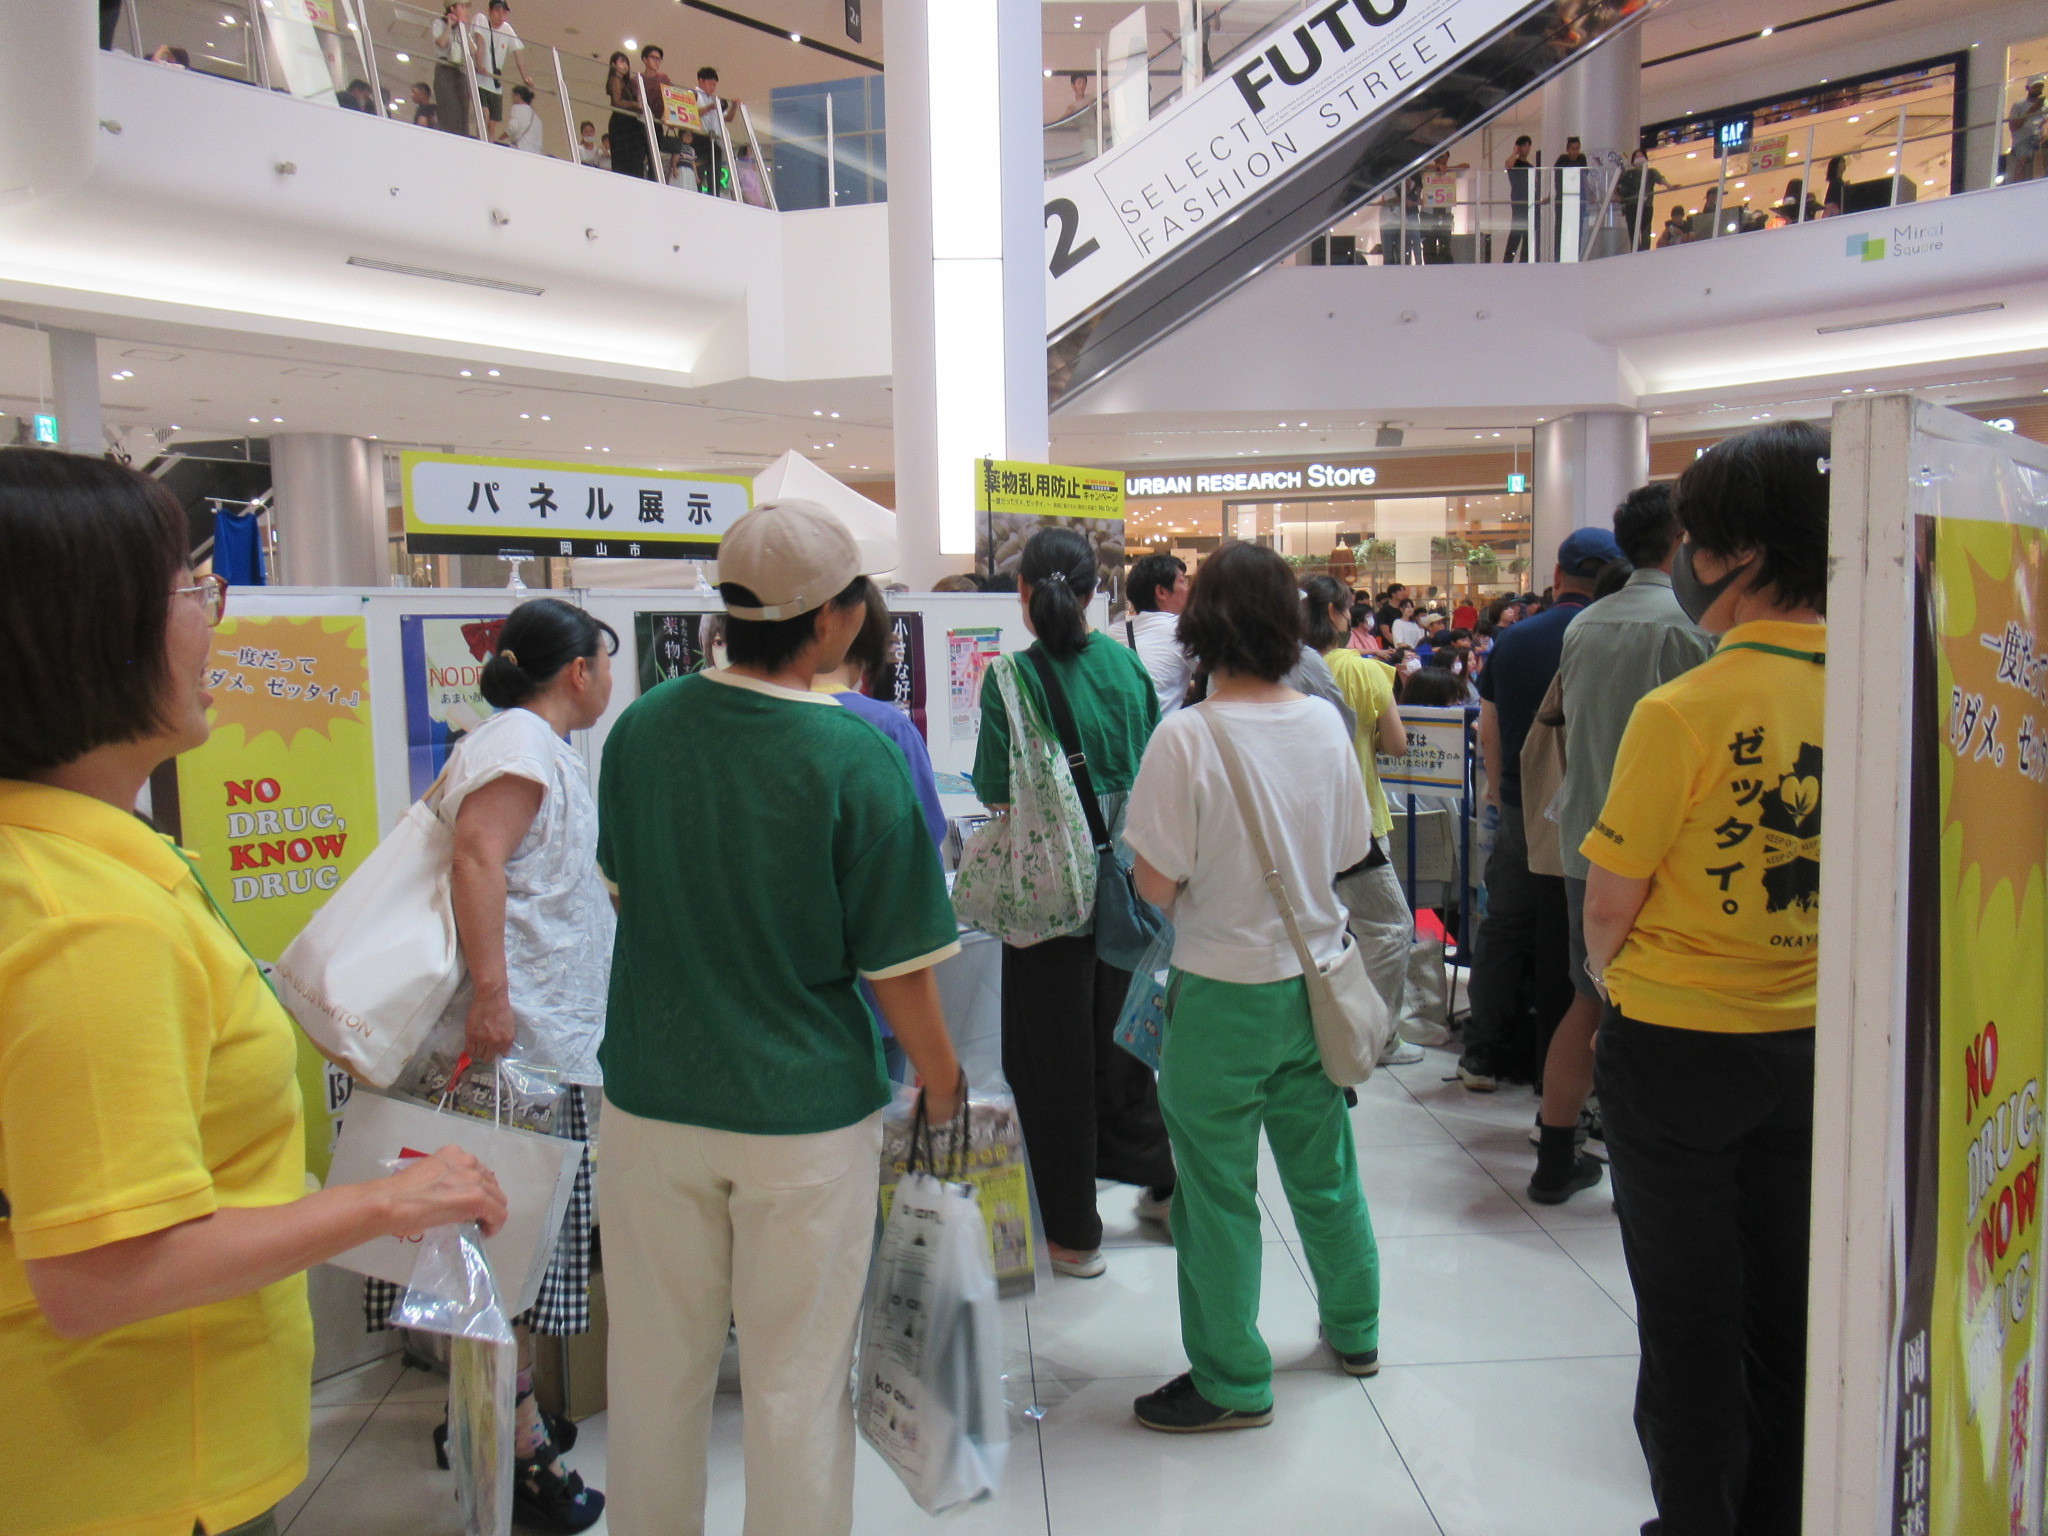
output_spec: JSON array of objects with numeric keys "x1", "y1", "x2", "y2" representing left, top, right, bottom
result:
[
  {"x1": 1336, "y1": 837, "x2": 1412, "y2": 1024},
  {"x1": 598, "y1": 1098, "x2": 884, "y2": 1536}
]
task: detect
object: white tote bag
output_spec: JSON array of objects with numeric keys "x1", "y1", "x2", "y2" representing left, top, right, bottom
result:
[
  {"x1": 274, "y1": 777, "x2": 463, "y2": 1088},
  {"x1": 858, "y1": 1171, "x2": 1009, "y2": 1514},
  {"x1": 322, "y1": 1089, "x2": 582, "y2": 1318}
]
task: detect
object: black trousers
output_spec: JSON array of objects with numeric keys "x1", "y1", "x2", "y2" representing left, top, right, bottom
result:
[
  {"x1": 1001, "y1": 934, "x2": 1176, "y2": 1251},
  {"x1": 1597, "y1": 1009, "x2": 1815, "y2": 1536},
  {"x1": 1463, "y1": 810, "x2": 1573, "y2": 1079},
  {"x1": 609, "y1": 110, "x2": 655, "y2": 180}
]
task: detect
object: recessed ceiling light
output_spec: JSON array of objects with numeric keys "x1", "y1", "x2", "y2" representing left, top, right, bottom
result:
[
  {"x1": 829, "y1": 411, "x2": 840, "y2": 418},
  {"x1": 623, "y1": 37, "x2": 636, "y2": 48},
  {"x1": 395, "y1": 50, "x2": 409, "y2": 61},
  {"x1": 1759, "y1": 25, "x2": 1774, "y2": 35},
  {"x1": 459, "y1": 369, "x2": 472, "y2": 377},
  {"x1": 540, "y1": 414, "x2": 550, "y2": 421},
  {"x1": 487, "y1": 368, "x2": 501, "y2": 377},
  {"x1": 271, "y1": 416, "x2": 283, "y2": 423},
  {"x1": 789, "y1": 31, "x2": 800, "y2": 42},
  {"x1": 1848, "y1": 115, "x2": 1860, "y2": 124}
]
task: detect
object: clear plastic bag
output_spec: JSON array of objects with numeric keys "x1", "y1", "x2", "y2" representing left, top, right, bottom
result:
[
  {"x1": 1112, "y1": 925, "x2": 1174, "y2": 1072},
  {"x1": 390, "y1": 1212, "x2": 516, "y2": 1536},
  {"x1": 403, "y1": 1043, "x2": 562, "y2": 1135}
]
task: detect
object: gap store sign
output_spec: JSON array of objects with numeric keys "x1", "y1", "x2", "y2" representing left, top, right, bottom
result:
[{"x1": 1127, "y1": 460, "x2": 1379, "y2": 497}]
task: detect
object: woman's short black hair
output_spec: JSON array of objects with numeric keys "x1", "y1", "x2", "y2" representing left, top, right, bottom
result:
[
  {"x1": 1301, "y1": 574, "x2": 1352, "y2": 651},
  {"x1": 1019, "y1": 527, "x2": 1096, "y2": 660},
  {"x1": 479, "y1": 597, "x2": 618, "y2": 709},
  {"x1": 0, "y1": 450, "x2": 192, "y2": 777},
  {"x1": 1674, "y1": 420, "x2": 1830, "y2": 613},
  {"x1": 1177, "y1": 541, "x2": 1301, "y2": 683},
  {"x1": 720, "y1": 576, "x2": 868, "y2": 671},
  {"x1": 843, "y1": 579, "x2": 897, "y2": 689}
]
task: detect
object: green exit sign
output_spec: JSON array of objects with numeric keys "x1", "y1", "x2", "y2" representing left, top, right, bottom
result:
[
  {"x1": 1506, "y1": 472, "x2": 1527, "y2": 494},
  {"x1": 32, "y1": 413, "x2": 58, "y2": 444}
]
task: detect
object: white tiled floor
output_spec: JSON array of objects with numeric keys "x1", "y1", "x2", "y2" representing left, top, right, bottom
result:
[{"x1": 283, "y1": 1045, "x2": 1654, "y2": 1535}]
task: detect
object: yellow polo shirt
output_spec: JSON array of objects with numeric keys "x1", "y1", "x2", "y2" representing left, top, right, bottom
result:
[
  {"x1": 1323, "y1": 647, "x2": 1398, "y2": 838},
  {"x1": 1579, "y1": 620, "x2": 1826, "y2": 1033},
  {"x1": 0, "y1": 781, "x2": 312, "y2": 1536}
]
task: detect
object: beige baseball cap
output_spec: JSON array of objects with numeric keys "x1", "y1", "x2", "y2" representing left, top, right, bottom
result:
[{"x1": 717, "y1": 499, "x2": 871, "y2": 620}]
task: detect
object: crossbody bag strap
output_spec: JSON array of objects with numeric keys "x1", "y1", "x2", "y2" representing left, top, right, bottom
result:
[
  {"x1": 1719, "y1": 641, "x2": 1826, "y2": 666},
  {"x1": 1025, "y1": 647, "x2": 1113, "y2": 853},
  {"x1": 1197, "y1": 707, "x2": 1321, "y2": 984}
]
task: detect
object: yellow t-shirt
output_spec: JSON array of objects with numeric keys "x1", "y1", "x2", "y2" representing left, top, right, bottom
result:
[
  {"x1": 0, "y1": 782, "x2": 312, "y2": 1536},
  {"x1": 1323, "y1": 647, "x2": 1398, "y2": 838},
  {"x1": 1579, "y1": 619, "x2": 1825, "y2": 1033}
]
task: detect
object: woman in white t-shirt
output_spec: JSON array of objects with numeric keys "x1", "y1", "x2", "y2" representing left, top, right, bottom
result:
[
  {"x1": 373, "y1": 597, "x2": 616, "y2": 1532},
  {"x1": 1123, "y1": 541, "x2": 1383, "y2": 1434}
]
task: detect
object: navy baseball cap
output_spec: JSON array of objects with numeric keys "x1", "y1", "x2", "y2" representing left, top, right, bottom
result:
[{"x1": 1557, "y1": 526, "x2": 1625, "y2": 575}]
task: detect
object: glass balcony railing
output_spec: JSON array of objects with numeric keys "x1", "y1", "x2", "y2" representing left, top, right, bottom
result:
[
  {"x1": 1301, "y1": 90, "x2": 2044, "y2": 268},
  {"x1": 109, "y1": 0, "x2": 816, "y2": 209}
]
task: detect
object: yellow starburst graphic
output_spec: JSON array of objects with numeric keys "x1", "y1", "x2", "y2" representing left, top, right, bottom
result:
[{"x1": 203, "y1": 614, "x2": 372, "y2": 750}]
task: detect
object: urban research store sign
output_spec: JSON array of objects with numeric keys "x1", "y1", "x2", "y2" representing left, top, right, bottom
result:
[
  {"x1": 1044, "y1": 0, "x2": 1531, "y2": 335},
  {"x1": 401, "y1": 452, "x2": 753, "y2": 559},
  {"x1": 1126, "y1": 460, "x2": 1380, "y2": 497}
]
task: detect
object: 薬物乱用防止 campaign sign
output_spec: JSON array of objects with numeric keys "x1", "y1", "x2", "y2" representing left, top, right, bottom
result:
[
  {"x1": 1043, "y1": 0, "x2": 1533, "y2": 336},
  {"x1": 402, "y1": 452, "x2": 753, "y2": 558}
]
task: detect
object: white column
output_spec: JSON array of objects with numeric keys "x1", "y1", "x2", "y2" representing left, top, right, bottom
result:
[
  {"x1": 270, "y1": 433, "x2": 386, "y2": 586},
  {"x1": 886, "y1": 0, "x2": 1047, "y2": 589},
  {"x1": 1540, "y1": 21, "x2": 1640, "y2": 165},
  {"x1": 48, "y1": 328, "x2": 103, "y2": 455},
  {"x1": 1531, "y1": 411, "x2": 1647, "y2": 580}
]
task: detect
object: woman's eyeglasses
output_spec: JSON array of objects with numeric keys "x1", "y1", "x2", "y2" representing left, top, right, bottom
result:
[{"x1": 174, "y1": 573, "x2": 230, "y2": 627}]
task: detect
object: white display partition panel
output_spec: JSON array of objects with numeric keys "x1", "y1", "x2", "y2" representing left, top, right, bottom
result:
[
  {"x1": 1809, "y1": 397, "x2": 2048, "y2": 1536},
  {"x1": 579, "y1": 589, "x2": 1107, "y2": 817}
]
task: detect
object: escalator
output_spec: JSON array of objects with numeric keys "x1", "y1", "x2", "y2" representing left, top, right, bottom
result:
[{"x1": 1045, "y1": 0, "x2": 1661, "y2": 407}]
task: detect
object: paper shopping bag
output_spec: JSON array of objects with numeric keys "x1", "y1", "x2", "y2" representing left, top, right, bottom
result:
[{"x1": 322, "y1": 1090, "x2": 581, "y2": 1318}]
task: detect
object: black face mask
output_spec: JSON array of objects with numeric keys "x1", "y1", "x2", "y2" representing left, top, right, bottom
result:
[{"x1": 1671, "y1": 540, "x2": 1750, "y2": 625}]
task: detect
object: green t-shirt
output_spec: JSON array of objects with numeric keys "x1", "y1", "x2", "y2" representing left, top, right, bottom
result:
[
  {"x1": 970, "y1": 634, "x2": 1160, "y2": 805},
  {"x1": 596, "y1": 669, "x2": 960, "y2": 1135}
]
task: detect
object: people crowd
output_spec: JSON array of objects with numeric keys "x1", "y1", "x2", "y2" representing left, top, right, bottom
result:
[{"x1": 4, "y1": 424, "x2": 1829, "y2": 1536}]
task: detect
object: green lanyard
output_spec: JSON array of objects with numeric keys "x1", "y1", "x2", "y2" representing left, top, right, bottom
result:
[
  {"x1": 1720, "y1": 641, "x2": 1826, "y2": 666},
  {"x1": 165, "y1": 836, "x2": 285, "y2": 1004}
]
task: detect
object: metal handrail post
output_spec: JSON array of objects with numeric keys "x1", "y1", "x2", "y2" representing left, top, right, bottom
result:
[
  {"x1": 349, "y1": 0, "x2": 387, "y2": 117},
  {"x1": 125, "y1": 0, "x2": 143, "y2": 58},
  {"x1": 712, "y1": 93, "x2": 741, "y2": 200},
  {"x1": 739, "y1": 102, "x2": 778, "y2": 209},
  {"x1": 635, "y1": 75, "x2": 664, "y2": 185},
  {"x1": 551, "y1": 44, "x2": 576, "y2": 161},
  {"x1": 1094, "y1": 48, "x2": 1104, "y2": 155},
  {"x1": 1889, "y1": 104, "x2": 1907, "y2": 205},
  {"x1": 459, "y1": 17, "x2": 490, "y2": 142},
  {"x1": 824, "y1": 93, "x2": 836, "y2": 207},
  {"x1": 1799, "y1": 125, "x2": 1814, "y2": 219},
  {"x1": 1713, "y1": 148, "x2": 1728, "y2": 236},
  {"x1": 248, "y1": 0, "x2": 272, "y2": 90}
]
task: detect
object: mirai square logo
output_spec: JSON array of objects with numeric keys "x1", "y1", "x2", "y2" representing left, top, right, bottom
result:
[{"x1": 1846, "y1": 233, "x2": 1886, "y2": 262}]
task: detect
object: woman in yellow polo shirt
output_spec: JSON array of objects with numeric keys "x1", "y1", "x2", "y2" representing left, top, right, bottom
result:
[
  {"x1": 1579, "y1": 421, "x2": 1829, "y2": 1536},
  {"x1": 0, "y1": 450, "x2": 508, "y2": 1536}
]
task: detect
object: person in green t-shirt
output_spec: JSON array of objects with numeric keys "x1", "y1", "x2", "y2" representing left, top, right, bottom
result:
[
  {"x1": 970, "y1": 527, "x2": 1175, "y2": 1279},
  {"x1": 595, "y1": 500, "x2": 964, "y2": 1536}
]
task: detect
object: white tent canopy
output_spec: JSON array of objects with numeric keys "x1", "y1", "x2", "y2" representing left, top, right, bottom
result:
[{"x1": 572, "y1": 454, "x2": 898, "y2": 589}]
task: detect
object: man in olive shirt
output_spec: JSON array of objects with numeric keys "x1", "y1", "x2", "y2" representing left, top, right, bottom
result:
[
  {"x1": 596, "y1": 500, "x2": 964, "y2": 1536},
  {"x1": 1531, "y1": 486, "x2": 1712, "y2": 1203}
]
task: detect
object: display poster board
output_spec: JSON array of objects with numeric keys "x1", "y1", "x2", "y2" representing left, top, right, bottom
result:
[
  {"x1": 1891, "y1": 419, "x2": 2048, "y2": 1536},
  {"x1": 975, "y1": 458, "x2": 1127, "y2": 613},
  {"x1": 1420, "y1": 170, "x2": 1459, "y2": 209},
  {"x1": 400, "y1": 612, "x2": 506, "y2": 801},
  {"x1": 171, "y1": 603, "x2": 380, "y2": 1177},
  {"x1": 634, "y1": 610, "x2": 720, "y2": 689},
  {"x1": 660, "y1": 84, "x2": 704, "y2": 132},
  {"x1": 1810, "y1": 397, "x2": 2048, "y2": 1536},
  {"x1": 1750, "y1": 134, "x2": 1790, "y2": 172},
  {"x1": 1378, "y1": 705, "x2": 1472, "y2": 793},
  {"x1": 401, "y1": 452, "x2": 753, "y2": 559}
]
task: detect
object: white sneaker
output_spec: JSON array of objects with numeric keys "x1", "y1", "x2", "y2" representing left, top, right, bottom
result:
[
  {"x1": 1133, "y1": 1188, "x2": 1172, "y2": 1228},
  {"x1": 1378, "y1": 1039, "x2": 1426, "y2": 1066},
  {"x1": 1051, "y1": 1247, "x2": 1107, "y2": 1279}
]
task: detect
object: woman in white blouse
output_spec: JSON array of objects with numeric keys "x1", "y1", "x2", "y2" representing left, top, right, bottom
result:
[{"x1": 1122, "y1": 542, "x2": 1382, "y2": 1435}]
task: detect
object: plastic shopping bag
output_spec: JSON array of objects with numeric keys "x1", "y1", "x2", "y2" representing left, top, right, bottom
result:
[
  {"x1": 391, "y1": 1219, "x2": 517, "y2": 1536},
  {"x1": 1112, "y1": 926, "x2": 1174, "y2": 1072},
  {"x1": 880, "y1": 1086, "x2": 1045, "y2": 1298},
  {"x1": 857, "y1": 1170, "x2": 1010, "y2": 1515}
]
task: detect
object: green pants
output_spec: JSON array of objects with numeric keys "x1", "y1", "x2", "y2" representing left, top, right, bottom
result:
[{"x1": 1157, "y1": 970, "x2": 1380, "y2": 1412}]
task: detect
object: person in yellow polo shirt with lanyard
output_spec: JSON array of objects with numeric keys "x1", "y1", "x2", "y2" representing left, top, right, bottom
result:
[
  {"x1": 0, "y1": 451, "x2": 507, "y2": 1536},
  {"x1": 1579, "y1": 421, "x2": 1829, "y2": 1536}
]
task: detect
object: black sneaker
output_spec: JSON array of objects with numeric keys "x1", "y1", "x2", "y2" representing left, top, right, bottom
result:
[
  {"x1": 1133, "y1": 1373, "x2": 1272, "y2": 1433},
  {"x1": 513, "y1": 1458, "x2": 605, "y2": 1533},
  {"x1": 1528, "y1": 1151, "x2": 1604, "y2": 1206},
  {"x1": 1335, "y1": 1346, "x2": 1379, "y2": 1378},
  {"x1": 437, "y1": 1413, "x2": 577, "y2": 1470}
]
